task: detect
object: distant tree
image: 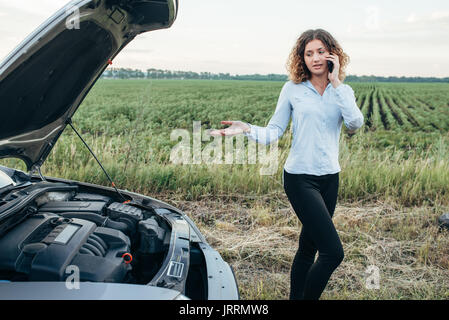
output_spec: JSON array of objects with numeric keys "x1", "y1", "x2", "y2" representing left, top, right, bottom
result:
[{"x1": 100, "y1": 68, "x2": 449, "y2": 83}]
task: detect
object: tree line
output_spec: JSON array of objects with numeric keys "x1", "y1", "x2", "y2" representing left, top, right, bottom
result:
[{"x1": 101, "y1": 68, "x2": 449, "y2": 83}]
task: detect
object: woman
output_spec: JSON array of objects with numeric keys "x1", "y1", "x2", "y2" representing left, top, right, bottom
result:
[{"x1": 211, "y1": 29, "x2": 364, "y2": 299}]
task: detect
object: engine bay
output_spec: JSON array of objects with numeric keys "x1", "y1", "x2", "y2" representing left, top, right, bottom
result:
[{"x1": 0, "y1": 189, "x2": 170, "y2": 285}]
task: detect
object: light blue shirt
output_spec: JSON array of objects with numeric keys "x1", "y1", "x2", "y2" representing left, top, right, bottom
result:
[{"x1": 245, "y1": 80, "x2": 364, "y2": 176}]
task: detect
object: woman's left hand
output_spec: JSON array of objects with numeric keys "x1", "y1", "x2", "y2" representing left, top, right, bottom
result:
[{"x1": 326, "y1": 54, "x2": 341, "y2": 88}]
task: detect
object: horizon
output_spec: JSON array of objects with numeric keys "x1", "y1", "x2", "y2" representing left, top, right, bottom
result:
[
  {"x1": 103, "y1": 67, "x2": 449, "y2": 79},
  {"x1": 1, "y1": 0, "x2": 449, "y2": 77}
]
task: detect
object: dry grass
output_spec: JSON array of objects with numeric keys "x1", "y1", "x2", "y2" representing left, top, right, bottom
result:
[{"x1": 160, "y1": 193, "x2": 449, "y2": 300}]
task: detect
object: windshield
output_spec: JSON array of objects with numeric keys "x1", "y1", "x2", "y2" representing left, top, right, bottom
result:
[{"x1": 0, "y1": 170, "x2": 15, "y2": 189}]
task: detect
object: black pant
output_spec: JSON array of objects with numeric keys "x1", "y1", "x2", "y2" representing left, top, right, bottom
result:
[{"x1": 283, "y1": 170, "x2": 343, "y2": 300}]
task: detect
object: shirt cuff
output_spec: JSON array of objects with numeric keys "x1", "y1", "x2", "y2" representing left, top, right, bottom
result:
[
  {"x1": 243, "y1": 123, "x2": 253, "y2": 137},
  {"x1": 333, "y1": 83, "x2": 347, "y2": 94}
]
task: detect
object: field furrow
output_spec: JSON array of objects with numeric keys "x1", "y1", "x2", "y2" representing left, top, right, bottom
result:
[
  {"x1": 400, "y1": 96, "x2": 441, "y2": 131},
  {"x1": 364, "y1": 88, "x2": 375, "y2": 130},
  {"x1": 356, "y1": 91, "x2": 367, "y2": 112},
  {"x1": 415, "y1": 97, "x2": 435, "y2": 111},
  {"x1": 377, "y1": 89, "x2": 397, "y2": 130},
  {"x1": 376, "y1": 90, "x2": 389, "y2": 130},
  {"x1": 371, "y1": 88, "x2": 383, "y2": 130},
  {"x1": 391, "y1": 96, "x2": 420, "y2": 127}
]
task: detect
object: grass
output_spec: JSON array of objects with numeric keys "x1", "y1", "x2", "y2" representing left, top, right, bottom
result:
[
  {"x1": 1, "y1": 79, "x2": 448, "y2": 299},
  {"x1": 168, "y1": 195, "x2": 449, "y2": 300}
]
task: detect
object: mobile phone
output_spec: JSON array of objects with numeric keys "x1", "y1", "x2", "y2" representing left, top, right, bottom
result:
[{"x1": 327, "y1": 60, "x2": 334, "y2": 73}]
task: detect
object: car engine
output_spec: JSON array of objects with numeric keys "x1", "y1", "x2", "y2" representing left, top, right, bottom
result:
[{"x1": 0, "y1": 191, "x2": 169, "y2": 284}]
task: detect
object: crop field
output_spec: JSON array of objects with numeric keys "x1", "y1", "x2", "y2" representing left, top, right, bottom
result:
[
  {"x1": 352, "y1": 83, "x2": 449, "y2": 133},
  {"x1": 2, "y1": 79, "x2": 449, "y2": 299}
]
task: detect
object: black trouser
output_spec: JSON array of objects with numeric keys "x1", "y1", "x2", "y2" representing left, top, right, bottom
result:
[{"x1": 283, "y1": 170, "x2": 343, "y2": 300}]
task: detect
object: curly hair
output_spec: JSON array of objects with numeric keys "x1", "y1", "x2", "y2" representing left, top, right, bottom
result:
[{"x1": 286, "y1": 29, "x2": 350, "y2": 84}]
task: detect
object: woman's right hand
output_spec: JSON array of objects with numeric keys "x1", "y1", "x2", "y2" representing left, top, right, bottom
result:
[{"x1": 209, "y1": 121, "x2": 250, "y2": 136}]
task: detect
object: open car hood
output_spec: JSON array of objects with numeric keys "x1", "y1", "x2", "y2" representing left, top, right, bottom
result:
[{"x1": 0, "y1": 0, "x2": 178, "y2": 171}]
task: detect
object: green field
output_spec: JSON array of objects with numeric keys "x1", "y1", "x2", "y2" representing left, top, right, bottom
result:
[{"x1": 3, "y1": 79, "x2": 449, "y2": 299}]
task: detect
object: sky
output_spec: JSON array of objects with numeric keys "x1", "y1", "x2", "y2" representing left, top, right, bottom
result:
[{"x1": 0, "y1": 0, "x2": 448, "y2": 77}]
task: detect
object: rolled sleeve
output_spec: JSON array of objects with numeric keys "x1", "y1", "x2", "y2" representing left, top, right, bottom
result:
[
  {"x1": 333, "y1": 84, "x2": 364, "y2": 131},
  {"x1": 243, "y1": 123, "x2": 256, "y2": 139}
]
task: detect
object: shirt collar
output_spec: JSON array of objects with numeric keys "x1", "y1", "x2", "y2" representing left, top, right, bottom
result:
[{"x1": 304, "y1": 79, "x2": 332, "y2": 95}]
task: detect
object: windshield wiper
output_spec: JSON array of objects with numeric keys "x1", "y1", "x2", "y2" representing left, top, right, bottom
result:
[{"x1": 0, "y1": 181, "x2": 32, "y2": 198}]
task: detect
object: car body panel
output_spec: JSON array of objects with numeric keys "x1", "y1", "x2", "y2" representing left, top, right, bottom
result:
[
  {"x1": 0, "y1": 281, "x2": 188, "y2": 300},
  {"x1": 0, "y1": 170, "x2": 239, "y2": 299},
  {"x1": 0, "y1": 0, "x2": 177, "y2": 171},
  {"x1": 199, "y1": 243, "x2": 240, "y2": 300},
  {"x1": 0, "y1": 0, "x2": 240, "y2": 300}
]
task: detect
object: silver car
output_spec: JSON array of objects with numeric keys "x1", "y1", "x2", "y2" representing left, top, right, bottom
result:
[{"x1": 0, "y1": 0, "x2": 239, "y2": 300}]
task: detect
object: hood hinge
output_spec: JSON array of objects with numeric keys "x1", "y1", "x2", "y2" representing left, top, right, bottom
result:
[{"x1": 29, "y1": 164, "x2": 46, "y2": 182}]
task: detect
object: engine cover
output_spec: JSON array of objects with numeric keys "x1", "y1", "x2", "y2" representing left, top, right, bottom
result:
[{"x1": 0, "y1": 213, "x2": 131, "y2": 282}]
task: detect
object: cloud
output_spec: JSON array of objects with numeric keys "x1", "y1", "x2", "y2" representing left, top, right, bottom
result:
[
  {"x1": 404, "y1": 10, "x2": 449, "y2": 25},
  {"x1": 430, "y1": 10, "x2": 449, "y2": 20},
  {"x1": 341, "y1": 8, "x2": 449, "y2": 47},
  {"x1": 406, "y1": 13, "x2": 416, "y2": 23}
]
